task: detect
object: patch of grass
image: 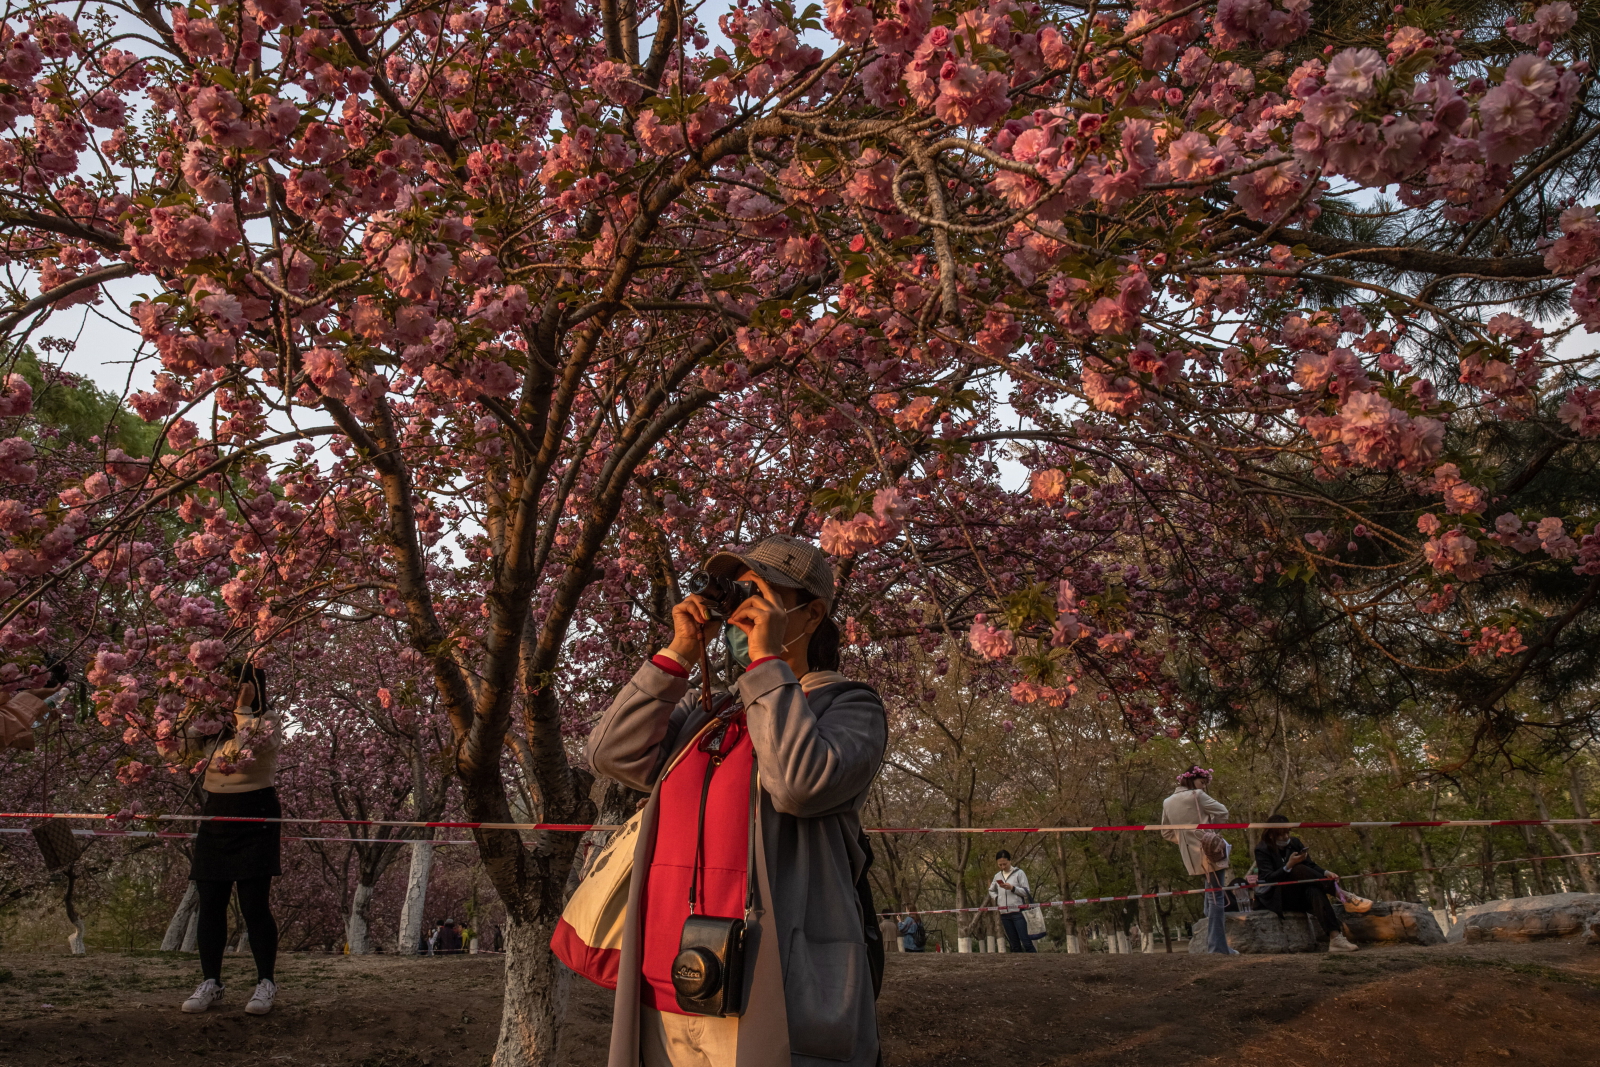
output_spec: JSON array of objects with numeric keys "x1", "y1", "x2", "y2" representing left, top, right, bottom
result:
[
  {"x1": 1434, "y1": 954, "x2": 1600, "y2": 991},
  {"x1": 1317, "y1": 959, "x2": 1381, "y2": 977}
]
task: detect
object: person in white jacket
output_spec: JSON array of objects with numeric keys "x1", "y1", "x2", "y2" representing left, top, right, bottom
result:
[
  {"x1": 1160, "y1": 766, "x2": 1236, "y2": 955},
  {"x1": 988, "y1": 851, "x2": 1036, "y2": 953}
]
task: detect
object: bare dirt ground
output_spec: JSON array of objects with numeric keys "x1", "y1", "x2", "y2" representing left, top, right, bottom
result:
[{"x1": 2, "y1": 942, "x2": 1596, "y2": 1067}]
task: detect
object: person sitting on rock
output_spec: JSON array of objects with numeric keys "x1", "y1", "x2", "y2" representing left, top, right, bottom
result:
[{"x1": 1253, "y1": 815, "x2": 1361, "y2": 953}]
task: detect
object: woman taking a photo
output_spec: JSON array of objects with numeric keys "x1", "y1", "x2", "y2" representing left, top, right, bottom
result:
[
  {"x1": 583, "y1": 535, "x2": 887, "y2": 1067},
  {"x1": 167, "y1": 661, "x2": 283, "y2": 1016}
]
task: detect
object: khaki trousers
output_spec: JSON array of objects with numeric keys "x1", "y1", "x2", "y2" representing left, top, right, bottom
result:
[{"x1": 641, "y1": 1005, "x2": 739, "y2": 1067}]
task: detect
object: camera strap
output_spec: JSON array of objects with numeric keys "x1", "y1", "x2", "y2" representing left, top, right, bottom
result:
[
  {"x1": 745, "y1": 762, "x2": 760, "y2": 916},
  {"x1": 687, "y1": 744, "x2": 719, "y2": 915}
]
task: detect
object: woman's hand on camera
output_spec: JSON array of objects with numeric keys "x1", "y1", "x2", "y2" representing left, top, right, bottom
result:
[
  {"x1": 728, "y1": 577, "x2": 789, "y2": 661},
  {"x1": 667, "y1": 594, "x2": 716, "y2": 662}
]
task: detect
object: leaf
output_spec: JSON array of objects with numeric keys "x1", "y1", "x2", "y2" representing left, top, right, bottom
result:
[{"x1": 1001, "y1": 582, "x2": 1057, "y2": 631}]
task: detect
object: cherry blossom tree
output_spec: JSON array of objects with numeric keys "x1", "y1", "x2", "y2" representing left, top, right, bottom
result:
[
  {"x1": 273, "y1": 619, "x2": 455, "y2": 954},
  {"x1": 4, "y1": 0, "x2": 1600, "y2": 1062}
]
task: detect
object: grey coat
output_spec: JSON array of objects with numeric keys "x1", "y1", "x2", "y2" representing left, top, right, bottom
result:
[{"x1": 585, "y1": 657, "x2": 887, "y2": 1067}]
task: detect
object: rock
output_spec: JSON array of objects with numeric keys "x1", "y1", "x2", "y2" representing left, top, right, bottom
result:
[
  {"x1": 1189, "y1": 910, "x2": 1322, "y2": 954},
  {"x1": 1188, "y1": 901, "x2": 1444, "y2": 953},
  {"x1": 1343, "y1": 900, "x2": 1445, "y2": 946},
  {"x1": 1444, "y1": 892, "x2": 1600, "y2": 944}
]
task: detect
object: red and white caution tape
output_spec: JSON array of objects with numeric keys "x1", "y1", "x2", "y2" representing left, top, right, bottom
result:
[
  {"x1": 879, "y1": 850, "x2": 1600, "y2": 918},
  {"x1": 861, "y1": 819, "x2": 1600, "y2": 833},
  {"x1": 6, "y1": 812, "x2": 1600, "y2": 834},
  {"x1": 0, "y1": 812, "x2": 607, "y2": 831},
  {"x1": 0, "y1": 827, "x2": 476, "y2": 846},
  {"x1": 883, "y1": 876, "x2": 1341, "y2": 917}
]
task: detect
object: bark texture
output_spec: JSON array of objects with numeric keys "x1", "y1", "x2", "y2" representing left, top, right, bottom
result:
[
  {"x1": 346, "y1": 881, "x2": 376, "y2": 955},
  {"x1": 162, "y1": 882, "x2": 199, "y2": 951},
  {"x1": 398, "y1": 838, "x2": 436, "y2": 954},
  {"x1": 492, "y1": 916, "x2": 571, "y2": 1067}
]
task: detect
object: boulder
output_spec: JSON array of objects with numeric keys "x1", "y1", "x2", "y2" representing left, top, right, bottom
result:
[
  {"x1": 1189, "y1": 910, "x2": 1321, "y2": 954},
  {"x1": 1445, "y1": 892, "x2": 1600, "y2": 944},
  {"x1": 1189, "y1": 901, "x2": 1444, "y2": 953},
  {"x1": 1343, "y1": 900, "x2": 1446, "y2": 946}
]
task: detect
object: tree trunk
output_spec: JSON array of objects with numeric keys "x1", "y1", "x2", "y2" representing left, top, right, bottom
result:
[
  {"x1": 1519, "y1": 825, "x2": 1550, "y2": 894},
  {"x1": 1050, "y1": 837, "x2": 1078, "y2": 951},
  {"x1": 162, "y1": 881, "x2": 199, "y2": 951},
  {"x1": 1129, "y1": 841, "x2": 1156, "y2": 951},
  {"x1": 1409, "y1": 829, "x2": 1444, "y2": 909},
  {"x1": 1480, "y1": 827, "x2": 1495, "y2": 899},
  {"x1": 64, "y1": 869, "x2": 86, "y2": 955},
  {"x1": 347, "y1": 880, "x2": 377, "y2": 954},
  {"x1": 181, "y1": 906, "x2": 200, "y2": 952},
  {"x1": 1154, "y1": 887, "x2": 1173, "y2": 952},
  {"x1": 1568, "y1": 765, "x2": 1599, "y2": 893},
  {"x1": 398, "y1": 838, "x2": 437, "y2": 954},
  {"x1": 493, "y1": 916, "x2": 571, "y2": 1067},
  {"x1": 953, "y1": 833, "x2": 978, "y2": 944}
]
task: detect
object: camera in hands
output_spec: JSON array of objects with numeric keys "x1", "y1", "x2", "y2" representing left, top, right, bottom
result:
[{"x1": 683, "y1": 572, "x2": 759, "y2": 618}]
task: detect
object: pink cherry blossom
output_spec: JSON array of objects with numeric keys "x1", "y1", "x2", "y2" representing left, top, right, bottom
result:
[{"x1": 968, "y1": 614, "x2": 1016, "y2": 659}]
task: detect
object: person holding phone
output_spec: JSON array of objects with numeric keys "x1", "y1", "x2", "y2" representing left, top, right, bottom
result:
[
  {"x1": 988, "y1": 851, "x2": 1036, "y2": 953},
  {"x1": 583, "y1": 535, "x2": 887, "y2": 1067},
  {"x1": 1, "y1": 659, "x2": 71, "y2": 750},
  {"x1": 166, "y1": 661, "x2": 284, "y2": 1014},
  {"x1": 1254, "y1": 815, "x2": 1360, "y2": 952}
]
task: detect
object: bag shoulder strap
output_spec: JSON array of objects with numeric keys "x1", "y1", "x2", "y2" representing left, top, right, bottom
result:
[{"x1": 649, "y1": 691, "x2": 738, "y2": 784}]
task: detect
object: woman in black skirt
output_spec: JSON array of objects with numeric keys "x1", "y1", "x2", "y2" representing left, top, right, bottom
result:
[{"x1": 173, "y1": 662, "x2": 283, "y2": 1016}]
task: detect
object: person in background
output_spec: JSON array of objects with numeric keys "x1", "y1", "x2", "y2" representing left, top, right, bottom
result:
[
  {"x1": 988, "y1": 851, "x2": 1036, "y2": 953},
  {"x1": 171, "y1": 661, "x2": 283, "y2": 1015},
  {"x1": 877, "y1": 911, "x2": 899, "y2": 953},
  {"x1": 436, "y1": 919, "x2": 464, "y2": 954},
  {"x1": 1254, "y1": 815, "x2": 1361, "y2": 953},
  {"x1": 1222, "y1": 875, "x2": 1253, "y2": 913},
  {"x1": 1160, "y1": 765, "x2": 1235, "y2": 955},
  {"x1": 897, "y1": 910, "x2": 926, "y2": 953},
  {"x1": 1, "y1": 660, "x2": 69, "y2": 751}
]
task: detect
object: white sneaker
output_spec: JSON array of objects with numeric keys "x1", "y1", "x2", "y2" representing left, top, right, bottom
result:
[
  {"x1": 1328, "y1": 932, "x2": 1359, "y2": 953},
  {"x1": 182, "y1": 979, "x2": 225, "y2": 1013},
  {"x1": 244, "y1": 978, "x2": 277, "y2": 1015}
]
